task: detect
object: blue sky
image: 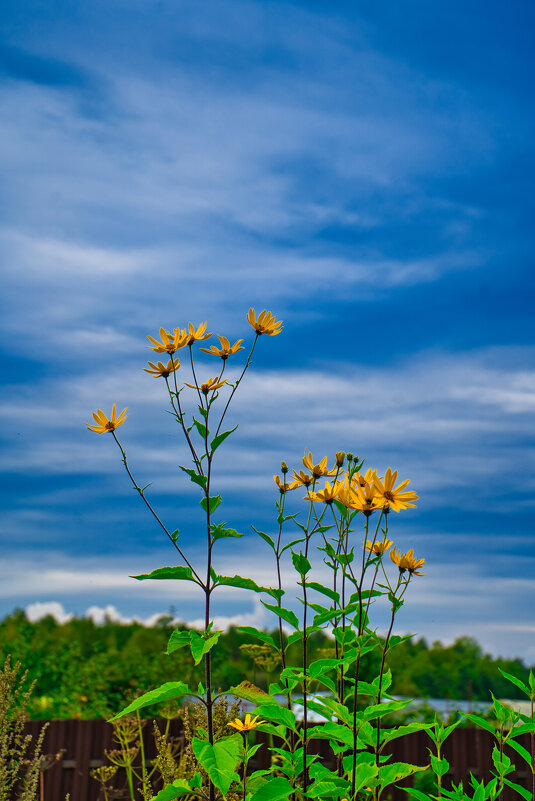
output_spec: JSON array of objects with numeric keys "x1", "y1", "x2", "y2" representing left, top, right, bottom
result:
[{"x1": 2, "y1": 0, "x2": 535, "y2": 662}]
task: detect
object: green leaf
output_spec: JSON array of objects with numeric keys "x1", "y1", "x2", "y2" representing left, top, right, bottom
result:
[
  {"x1": 431, "y1": 754, "x2": 450, "y2": 777},
  {"x1": 507, "y1": 738, "x2": 532, "y2": 766},
  {"x1": 249, "y1": 777, "x2": 294, "y2": 801},
  {"x1": 200, "y1": 494, "x2": 222, "y2": 514},
  {"x1": 308, "y1": 721, "x2": 353, "y2": 747},
  {"x1": 261, "y1": 601, "x2": 300, "y2": 630},
  {"x1": 280, "y1": 536, "x2": 306, "y2": 556},
  {"x1": 308, "y1": 658, "x2": 341, "y2": 681},
  {"x1": 498, "y1": 669, "x2": 530, "y2": 696},
  {"x1": 387, "y1": 633, "x2": 415, "y2": 651},
  {"x1": 405, "y1": 789, "x2": 436, "y2": 801},
  {"x1": 333, "y1": 499, "x2": 349, "y2": 518},
  {"x1": 464, "y1": 713, "x2": 496, "y2": 734},
  {"x1": 306, "y1": 778, "x2": 351, "y2": 798},
  {"x1": 211, "y1": 523, "x2": 243, "y2": 541},
  {"x1": 379, "y1": 761, "x2": 428, "y2": 788},
  {"x1": 192, "y1": 417, "x2": 208, "y2": 439},
  {"x1": 492, "y1": 745, "x2": 512, "y2": 776},
  {"x1": 191, "y1": 735, "x2": 241, "y2": 795},
  {"x1": 131, "y1": 566, "x2": 198, "y2": 583},
  {"x1": 149, "y1": 778, "x2": 198, "y2": 800},
  {"x1": 304, "y1": 582, "x2": 340, "y2": 603},
  {"x1": 364, "y1": 699, "x2": 412, "y2": 721},
  {"x1": 436, "y1": 718, "x2": 462, "y2": 744},
  {"x1": 227, "y1": 680, "x2": 280, "y2": 706},
  {"x1": 352, "y1": 761, "x2": 379, "y2": 794},
  {"x1": 510, "y1": 722, "x2": 535, "y2": 736},
  {"x1": 234, "y1": 627, "x2": 279, "y2": 649},
  {"x1": 179, "y1": 465, "x2": 207, "y2": 489},
  {"x1": 170, "y1": 529, "x2": 179, "y2": 543},
  {"x1": 349, "y1": 589, "x2": 383, "y2": 604},
  {"x1": 210, "y1": 425, "x2": 238, "y2": 453},
  {"x1": 291, "y1": 551, "x2": 311, "y2": 576},
  {"x1": 285, "y1": 631, "x2": 303, "y2": 648},
  {"x1": 252, "y1": 526, "x2": 275, "y2": 549},
  {"x1": 109, "y1": 681, "x2": 192, "y2": 720},
  {"x1": 166, "y1": 630, "x2": 191, "y2": 654},
  {"x1": 254, "y1": 703, "x2": 298, "y2": 732},
  {"x1": 214, "y1": 574, "x2": 275, "y2": 596},
  {"x1": 189, "y1": 630, "x2": 222, "y2": 665},
  {"x1": 380, "y1": 722, "x2": 433, "y2": 744},
  {"x1": 503, "y1": 778, "x2": 533, "y2": 801},
  {"x1": 336, "y1": 550, "x2": 354, "y2": 566}
]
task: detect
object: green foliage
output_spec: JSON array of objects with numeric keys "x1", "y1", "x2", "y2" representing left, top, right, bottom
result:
[{"x1": 0, "y1": 656, "x2": 47, "y2": 801}]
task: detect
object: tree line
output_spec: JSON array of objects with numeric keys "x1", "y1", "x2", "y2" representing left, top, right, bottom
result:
[{"x1": 0, "y1": 609, "x2": 530, "y2": 719}]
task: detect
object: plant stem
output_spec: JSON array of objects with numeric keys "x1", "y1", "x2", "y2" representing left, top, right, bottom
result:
[
  {"x1": 213, "y1": 335, "x2": 258, "y2": 440},
  {"x1": 112, "y1": 432, "x2": 203, "y2": 585}
]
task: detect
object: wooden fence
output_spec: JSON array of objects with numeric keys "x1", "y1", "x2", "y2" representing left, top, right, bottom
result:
[{"x1": 24, "y1": 719, "x2": 533, "y2": 801}]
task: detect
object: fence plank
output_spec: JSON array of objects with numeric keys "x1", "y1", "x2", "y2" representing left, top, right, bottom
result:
[{"x1": 22, "y1": 720, "x2": 533, "y2": 800}]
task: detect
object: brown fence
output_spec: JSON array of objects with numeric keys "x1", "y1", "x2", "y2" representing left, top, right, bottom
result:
[{"x1": 24, "y1": 719, "x2": 533, "y2": 801}]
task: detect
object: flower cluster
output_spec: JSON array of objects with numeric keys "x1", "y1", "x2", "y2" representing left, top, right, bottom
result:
[
  {"x1": 274, "y1": 452, "x2": 418, "y2": 514},
  {"x1": 86, "y1": 309, "x2": 282, "y2": 429},
  {"x1": 273, "y1": 450, "x2": 424, "y2": 576}
]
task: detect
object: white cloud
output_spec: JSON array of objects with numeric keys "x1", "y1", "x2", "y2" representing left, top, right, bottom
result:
[{"x1": 26, "y1": 601, "x2": 73, "y2": 624}]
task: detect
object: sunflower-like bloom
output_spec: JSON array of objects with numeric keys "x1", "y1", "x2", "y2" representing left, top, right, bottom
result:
[
  {"x1": 349, "y1": 482, "x2": 383, "y2": 516},
  {"x1": 390, "y1": 547, "x2": 425, "y2": 576},
  {"x1": 184, "y1": 377, "x2": 227, "y2": 395},
  {"x1": 332, "y1": 474, "x2": 355, "y2": 507},
  {"x1": 182, "y1": 321, "x2": 213, "y2": 345},
  {"x1": 374, "y1": 468, "x2": 419, "y2": 512},
  {"x1": 143, "y1": 358, "x2": 179, "y2": 378},
  {"x1": 291, "y1": 470, "x2": 314, "y2": 488},
  {"x1": 306, "y1": 480, "x2": 342, "y2": 504},
  {"x1": 227, "y1": 714, "x2": 264, "y2": 732},
  {"x1": 200, "y1": 335, "x2": 244, "y2": 360},
  {"x1": 274, "y1": 475, "x2": 296, "y2": 493},
  {"x1": 364, "y1": 538, "x2": 393, "y2": 556},
  {"x1": 302, "y1": 449, "x2": 337, "y2": 478},
  {"x1": 247, "y1": 308, "x2": 283, "y2": 336},
  {"x1": 355, "y1": 468, "x2": 377, "y2": 488},
  {"x1": 86, "y1": 403, "x2": 127, "y2": 434},
  {"x1": 147, "y1": 328, "x2": 188, "y2": 354}
]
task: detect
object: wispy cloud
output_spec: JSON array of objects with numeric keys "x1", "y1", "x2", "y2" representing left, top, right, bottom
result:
[{"x1": 1, "y1": 0, "x2": 534, "y2": 662}]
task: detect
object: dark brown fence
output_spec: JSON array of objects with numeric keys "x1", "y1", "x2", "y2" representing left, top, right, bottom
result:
[{"x1": 24, "y1": 719, "x2": 533, "y2": 801}]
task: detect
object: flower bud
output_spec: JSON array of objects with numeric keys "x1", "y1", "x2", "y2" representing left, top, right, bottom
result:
[
  {"x1": 346, "y1": 452, "x2": 354, "y2": 462},
  {"x1": 335, "y1": 451, "x2": 345, "y2": 467},
  {"x1": 281, "y1": 461, "x2": 288, "y2": 474}
]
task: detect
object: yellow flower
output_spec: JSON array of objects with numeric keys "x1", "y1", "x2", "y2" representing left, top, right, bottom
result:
[
  {"x1": 335, "y1": 451, "x2": 346, "y2": 467},
  {"x1": 183, "y1": 322, "x2": 213, "y2": 345},
  {"x1": 306, "y1": 480, "x2": 341, "y2": 504},
  {"x1": 302, "y1": 449, "x2": 337, "y2": 478},
  {"x1": 200, "y1": 335, "x2": 244, "y2": 360},
  {"x1": 246, "y1": 308, "x2": 283, "y2": 336},
  {"x1": 227, "y1": 714, "x2": 264, "y2": 732},
  {"x1": 143, "y1": 358, "x2": 180, "y2": 378},
  {"x1": 274, "y1": 475, "x2": 296, "y2": 493},
  {"x1": 147, "y1": 328, "x2": 187, "y2": 354},
  {"x1": 356, "y1": 468, "x2": 377, "y2": 487},
  {"x1": 390, "y1": 547, "x2": 425, "y2": 576},
  {"x1": 184, "y1": 377, "x2": 227, "y2": 395},
  {"x1": 374, "y1": 468, "x2": 419, "y2": 512},
  {"x1": 364, "y1": 538, "x2": 393, "y2": 556},
  {"x1": 349, "y1": 482, "x2": 383, "y2": 516},
  {"x1": 291, "y1": 470, "x2": 314, "y2": 488},
  {"x1": 86, "y1": 404, "x2": 128, "y2": 434}
]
